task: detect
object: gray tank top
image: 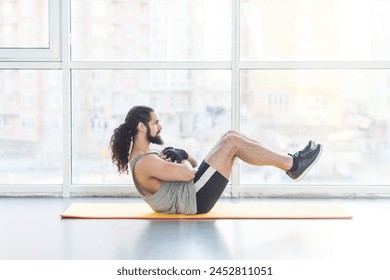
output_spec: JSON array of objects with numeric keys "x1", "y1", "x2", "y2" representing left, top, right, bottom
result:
[{"x1": 130, "y1": 152, "x2": 197, "y2": 214}]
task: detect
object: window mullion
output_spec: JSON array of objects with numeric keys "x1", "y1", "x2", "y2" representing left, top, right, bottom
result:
[
  {"x1": 231, "y1": 0, "x2": 240, "y2": 198},
  {"x1": 62, "y1": 0, "x2": 71, "y2": 197}
]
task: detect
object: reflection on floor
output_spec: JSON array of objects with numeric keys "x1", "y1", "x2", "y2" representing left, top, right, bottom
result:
[{"x1": 0, "y1": 197, "x2": 389, "y2": 260}]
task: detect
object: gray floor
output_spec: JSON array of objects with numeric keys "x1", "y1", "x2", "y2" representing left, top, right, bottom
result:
[{"x1": 1, "y1": 197, "x2": 389, "y2": 260}]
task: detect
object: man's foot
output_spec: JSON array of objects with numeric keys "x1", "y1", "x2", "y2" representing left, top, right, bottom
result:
[{"x1": 286, "y1": 142, "x2": 322, "y2": 181}]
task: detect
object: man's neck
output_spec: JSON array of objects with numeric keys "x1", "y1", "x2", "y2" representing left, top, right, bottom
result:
[{"x1": 131, "y1": 137, "x2": 151, "y2": 155}]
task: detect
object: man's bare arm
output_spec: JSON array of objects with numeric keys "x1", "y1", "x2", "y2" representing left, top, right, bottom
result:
[{"x1": 138, "y1": 154, "x2": 195, "y2": 182}]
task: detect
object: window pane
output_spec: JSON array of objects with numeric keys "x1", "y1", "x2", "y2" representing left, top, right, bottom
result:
[
  {"x1": 0, "y1": 0, "x2": 49, "y2": 48},
  {"x1": 241, "y1": 0, "x2": 390, "y2": 61},
  {"x1": 240, "y1": 70, "x2": 390, "y2": 185},
  {"x1": 71, "y1": 0, "x2": 231, "y2": 61},
  {"x1": 72, "y1": 70, "x2": 231, "y2": 184},
  {"x1": 0, "y1": 70, "x2": 62, "y2": 184}
]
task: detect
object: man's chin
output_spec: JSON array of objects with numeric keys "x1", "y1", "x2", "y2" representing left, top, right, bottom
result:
[{"x1": 150, "y1": 137, "x2": 164, "y2": 145}]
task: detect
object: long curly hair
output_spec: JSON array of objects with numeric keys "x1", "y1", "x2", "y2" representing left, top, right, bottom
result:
[{"x1": 110, "y1": 106, "x2": 154, "y2": 174}]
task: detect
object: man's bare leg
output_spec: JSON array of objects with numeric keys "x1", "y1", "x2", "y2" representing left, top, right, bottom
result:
[{"x1": 204, "y1": 130, "x2": 293, "y2": 179}]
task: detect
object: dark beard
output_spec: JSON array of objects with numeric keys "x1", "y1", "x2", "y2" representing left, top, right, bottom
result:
[{"x1": 147, "y1": 126, "x2": 164, "y2": 145}]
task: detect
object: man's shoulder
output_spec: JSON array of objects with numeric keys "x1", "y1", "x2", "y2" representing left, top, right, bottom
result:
[{"x1": 136, "y1": 152, "x2": 163, "y2": 166}]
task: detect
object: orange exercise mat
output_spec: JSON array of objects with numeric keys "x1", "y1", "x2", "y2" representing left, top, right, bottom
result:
[{"x1": 60, "y1": 203, "x2": 352, "y2": 220}]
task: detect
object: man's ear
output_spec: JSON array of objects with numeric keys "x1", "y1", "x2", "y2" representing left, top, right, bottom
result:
[{"x1": 137, "y1": 122, "x2": 147, "y2": 133}]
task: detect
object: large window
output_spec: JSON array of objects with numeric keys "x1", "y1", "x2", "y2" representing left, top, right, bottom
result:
[
  {"x1": 240, "y1": 70, "x2": 390, "y2": 185},
  {"x1": 72, "y1": 70, "x2": 231, "y2": 184},
  {"x1": 0, "y1": 0, "x2": 49, "y2": 48},
  {"x1": 71, "y1": 0, "x2": 231, "y2": 61},
  {"x1": 0, "y1": 70, "x2": 62, "y2": 184},
  {"x1": 1, "y1": 0, "x2": 390, "y2": 196},
  {"x1": 0, "y1": 0, "x2": 60, "y2": 61},
  {"x1": 241, "y1": 0, "x2": 390, "y2": 61}
]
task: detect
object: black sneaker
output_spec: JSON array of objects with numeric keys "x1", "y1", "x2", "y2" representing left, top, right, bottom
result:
[
  {"x1": 286, "y1": 142, "x2": 322, "y2": 181},
  {"x1": 302, "y1": 140, "x2": 316, "y2": 153}
]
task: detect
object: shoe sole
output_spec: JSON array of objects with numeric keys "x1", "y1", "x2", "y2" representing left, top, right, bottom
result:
[{"x1": 295, "y1": 144, "x2": 323, "y2": 181}]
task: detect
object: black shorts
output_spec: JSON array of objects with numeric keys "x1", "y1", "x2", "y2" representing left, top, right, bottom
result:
[{"x1": 194, "y1": 161, "x2": 229, "y2": 214}]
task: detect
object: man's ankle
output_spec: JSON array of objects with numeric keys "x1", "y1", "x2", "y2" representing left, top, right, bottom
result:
[{"x1": 288, "y1": 156, "x2": 298, "y2": 172}]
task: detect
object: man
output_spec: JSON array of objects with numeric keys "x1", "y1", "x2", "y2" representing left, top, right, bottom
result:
[{"x1": 110, "y1": 105, "x2": 322, "y2": 214}]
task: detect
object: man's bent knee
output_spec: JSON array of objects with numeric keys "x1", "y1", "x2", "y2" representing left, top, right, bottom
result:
[
  {"x1": 219, "y1": 133, "x2": 240, "y2": 153},
  {"x1": 222, "y1": 130, "x2": 238, "y2": 138}
]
